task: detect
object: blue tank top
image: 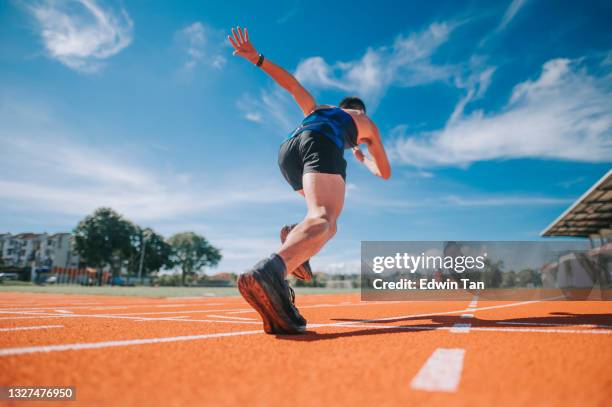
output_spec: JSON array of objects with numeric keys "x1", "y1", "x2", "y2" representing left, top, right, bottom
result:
[{"x1": 289, "y1": 107, "x2": 358, "y2": 150}]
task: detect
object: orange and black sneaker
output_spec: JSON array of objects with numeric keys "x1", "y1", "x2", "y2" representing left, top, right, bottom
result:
[
  {"x1": 237, "y1": 254, "x2": 306, "y2": 334},
  {"x1": 280, "y1": 224, "x2": 313, "y2": 282}
]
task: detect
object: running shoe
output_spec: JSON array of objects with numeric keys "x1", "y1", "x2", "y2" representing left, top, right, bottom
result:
[{"x1": 237, "y1": 254, "x2": 306, "y2": 334}]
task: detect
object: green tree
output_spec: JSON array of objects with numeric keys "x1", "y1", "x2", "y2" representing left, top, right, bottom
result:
[
  {"x1": 502, "y1": 270, "x2": 517, "y2": 288},
  {"x1": 73, "y1": 207, "x2": 136, "y2": 285},
  {"x1": 482, "y1": 259, "x2": 504, "y2": 288},
  {"x1": 128, "y1": 227, "x2": 174, "y2": 284},
  {"x1": 168, "y1": 232, "x2": 222, "y2": 286}
]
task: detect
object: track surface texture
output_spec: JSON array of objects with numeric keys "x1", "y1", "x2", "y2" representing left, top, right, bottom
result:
[{"x1": 1, "y1": 292, "x2": 611, "y2": 406}]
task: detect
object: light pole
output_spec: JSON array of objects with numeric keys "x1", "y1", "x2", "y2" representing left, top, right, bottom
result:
[{"x1": 137, "y1": 232, "x2": 150, "y2": 283}]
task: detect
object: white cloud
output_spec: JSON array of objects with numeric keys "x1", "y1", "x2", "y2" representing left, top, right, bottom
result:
[
  {"x1": 349, "y1": 191, "x2": 571, "y2": 210},
  {"x1": 244, "y1": 112, "x2": 263, "y2": 123},
  {"x1": 498, "y1": 0, "x2": 529, "y2": 32},
  {"x1": 0, "y1": 100, "x2": 296, "y2": 222},
  {"x1": 177, "y1": 22, "x2": 226, "y2": 71},
  {"x1": 237, "y1": 87, "x2": 303, "y2": 135},
  {"x1": 238, "y1": 22, "x2": 460, "y2": 131},
  {"x1": 26, "y1": 0, "x2": 133, "y2": 73},
  {"x1": 276, "y1": 0, "x2": 300, "y2": 24},
  {"x1": 391, "y1": 57, "x2": 612, "y2": 167},
  {"x1": 294, "y1": 22, "x2": 457, "y2": 108}
]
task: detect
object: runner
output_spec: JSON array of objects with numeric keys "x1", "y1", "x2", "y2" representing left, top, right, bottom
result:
[{"x1": 228, "y1": 27, "x2": 391, "y2": 334}]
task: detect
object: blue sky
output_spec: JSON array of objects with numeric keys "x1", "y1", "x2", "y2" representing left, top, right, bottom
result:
[{"x1": 0, "y1": 0, "x2": 611, "y2": 273}]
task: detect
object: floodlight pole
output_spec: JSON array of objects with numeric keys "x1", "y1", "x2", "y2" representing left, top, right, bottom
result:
[{"x1": 137, "y1": 234, "x2": 149, "y2": 282}]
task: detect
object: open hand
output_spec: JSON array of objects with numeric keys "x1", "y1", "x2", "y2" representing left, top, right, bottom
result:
[{"x1": 228, "y1": 27, "x2": 258, "y2": 64}]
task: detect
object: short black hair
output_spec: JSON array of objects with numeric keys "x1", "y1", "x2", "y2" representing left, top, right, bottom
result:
[{"x1": 339, "y1": 96, "x2": 366, "y2": 113}]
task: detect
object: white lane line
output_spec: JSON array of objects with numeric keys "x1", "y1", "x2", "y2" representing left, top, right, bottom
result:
[
  {"x1": 0, "y1": 325, "x2": 64, "y2": 332},
  {"x1": 470, "y1": 327, "x2": 611, "y2": 334},
  {"x1": 468, "y1": 295, "x2": 478, "y2": 308},
  {"x1": 134, "y1": 316, "x2": 191, "y2": 322},
  {"x1": 0, "y1": 309, "x2": 261, "y2": 325},
  {"x1": 0, "y1": 301, "x2": 225, "y2": 312},
  {"x1": 207, "y1": 315, "x2": 257, "y2": 321},
  {"x1": 308, "y1": 323, "x2": 612, "y2": 335},
  {"x1": 329, "y1": 297, "x2": 563, "y2": 328},
  {"x1": 0, "y1": 330, "x2": 264, "y2": 357},
  {"x1": 497, "y1": 321, "x2": 612, "y2": 329},
  {"x1": 131, "y1": 317, "x2": 259, "y2": 325},
  {"x1": 450, "y1": 323, "x2": 471, "y2": 333},
  {"x1": 411, "y1": 348, "x2": 465, "y2": 392}
]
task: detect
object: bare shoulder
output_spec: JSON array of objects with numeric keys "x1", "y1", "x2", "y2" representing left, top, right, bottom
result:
[{"x1": 343, "y1": 109, "x2": 378, "y2": 144}]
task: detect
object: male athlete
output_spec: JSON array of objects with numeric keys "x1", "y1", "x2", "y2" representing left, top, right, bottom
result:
[{"x1": 229, "y1": 27, "x2": 391, "y2": 334}]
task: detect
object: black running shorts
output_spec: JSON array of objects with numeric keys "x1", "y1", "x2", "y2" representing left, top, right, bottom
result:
[{"x1": 278, "y1": 130, "x2": 347, "y2": 191}]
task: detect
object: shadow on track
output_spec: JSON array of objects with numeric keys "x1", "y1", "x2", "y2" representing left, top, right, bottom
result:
[{"x1": 275, "y1": 312, "x2": 612, "y2": 342}]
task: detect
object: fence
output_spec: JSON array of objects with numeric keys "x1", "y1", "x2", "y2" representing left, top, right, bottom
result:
[{"x1": 51, "y1": 267, "x2": 110, "y2": 285}]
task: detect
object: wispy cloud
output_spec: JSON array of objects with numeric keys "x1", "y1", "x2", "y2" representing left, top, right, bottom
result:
[
  {"x1": 25, "y1": 0, "x2": 133, "y2": 73},
  {"x1": 237, "y1": 87, "x2": 303, "y2": 135},
  {"x1": 497, "y1": 0, "x2": 529, "y2": 32},
  {"x1": 239, "y1": 21, "x2": 461, "y2": 130},
  {"x1": 294, "y1": 22, "x2": 458, "y2": 108},
  {"x1": 276, "y1": 0, "x2": 300, "y2": 24},
  {"x1": 176, "y1": 22, "x2": 226, "y2": 71},
  {"x1": 0, "y1": 99, "x2": 296, "y2": 222},
  {"x1": 390, "y1": 57, "x2": 612, "y2": 167},
  {"x1": 350, "y1": 192, "x2": 571, "y2": 210}
]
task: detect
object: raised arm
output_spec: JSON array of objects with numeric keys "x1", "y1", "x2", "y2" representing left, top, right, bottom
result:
[{"x1": 228, "y1": 27, "x2": 316, "y2": 116}]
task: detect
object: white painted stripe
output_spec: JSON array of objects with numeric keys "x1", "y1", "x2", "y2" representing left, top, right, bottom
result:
[
  {"x1": 468, "y1": 295, "x2": 478, "y2": 308},
  {"x1": 411, "y1": 348, "x2": 465, "y2": 392},
  {"x1": 207, "y1": 314, "x2": 257, "y2": 321},
  {"x1": 497, "y1": 321, "x2": 612, "y2": 329},
  {"x1": 0, "y1": 325, "x2": 63, "y2": 332},
  {"x1": 308, "y1": 323, "x2": 612, "y2": 335},
  {"x1": 450, "y1": 323, "x2": 471, "y2": 333},
  {"x1": 0, "y1": 330, "x2": 263, "y2": 357},
  {"x1": 330, "y1": 297, "x2": 563, "y2": 327},
  {"x1": 134, "y1": 316, "x2": 191, "y2": 322},
  {"x1": 469, "y1": 327, "x2": 611, "y2": 334}
]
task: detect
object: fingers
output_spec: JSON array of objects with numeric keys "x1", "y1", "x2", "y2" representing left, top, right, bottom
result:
[
  {"x1": 237, "y1": 26, "x2": 245, "y2": 43},
  {"x1": 228, "y1": 26, "x2": 250, "y2": 56},
  {"x1": 228, "y1": 35, "x2": 239, "y2": 50},
  {"x1": 231, "y1": 27, "x2": 241, "y2": 46}
]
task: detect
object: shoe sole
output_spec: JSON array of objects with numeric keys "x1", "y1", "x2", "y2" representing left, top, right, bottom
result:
[{"x1": 238, "y1": 272, "x2": 304, "y2": 334}]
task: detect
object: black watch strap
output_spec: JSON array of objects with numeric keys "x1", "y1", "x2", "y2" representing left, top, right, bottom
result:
[{"x1": 256, "y1": 54, "x2": 265, "y2": 67}]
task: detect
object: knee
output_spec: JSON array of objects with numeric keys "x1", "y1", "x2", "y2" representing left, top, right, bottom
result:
[{"x1": 306, "y1": 215, "x2": 337, "y2": 239}]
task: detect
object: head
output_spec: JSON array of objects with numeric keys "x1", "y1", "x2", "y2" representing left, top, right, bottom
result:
[{"x1": 339, "y1": 96, "x2": 366, "y2": 114}]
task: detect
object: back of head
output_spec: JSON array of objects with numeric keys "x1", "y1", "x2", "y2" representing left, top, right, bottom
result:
[{"x1": 339, "y1": 96, "x2": 366, "y2": 114}]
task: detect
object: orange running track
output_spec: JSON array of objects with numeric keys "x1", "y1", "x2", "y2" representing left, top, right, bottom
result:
[{"x1": 0, "y1": 292, "x2": 611, "y2": 407}]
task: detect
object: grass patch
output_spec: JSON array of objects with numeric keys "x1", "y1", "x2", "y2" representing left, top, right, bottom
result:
[{"x1": 0, "y1": 283, "x2": 357, "y2": 297}]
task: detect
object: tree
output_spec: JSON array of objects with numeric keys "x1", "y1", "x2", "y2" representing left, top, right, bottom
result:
[
  {"x1": 128, "y1": 227, "x2": 173, "y2": 284},
  {"x1": 502, "y1": 270, "x2": 517, "y2": 288},
  {"x1": 168, "y1": 232, "x2": 222, "y2": 286},
  {"x1": 73, "y1": 208, "x2": 136, "y2": 285},
  {"x1": 483, "y1": 259, "x2": 504, "y2": 288}
]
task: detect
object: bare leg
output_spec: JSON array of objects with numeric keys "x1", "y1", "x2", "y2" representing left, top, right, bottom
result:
[{"x1": 277, "y1": 172, "x2": 345, "y2": 274}]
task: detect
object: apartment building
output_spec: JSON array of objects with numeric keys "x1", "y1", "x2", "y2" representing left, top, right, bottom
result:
[{"x1": 0, "y1": 233, "x2": 80, "y2": 269}]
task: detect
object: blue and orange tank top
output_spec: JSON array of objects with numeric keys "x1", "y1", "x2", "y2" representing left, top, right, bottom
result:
[{"x1": 288, "y1": 107, "x2": 358, "y2": 150}]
